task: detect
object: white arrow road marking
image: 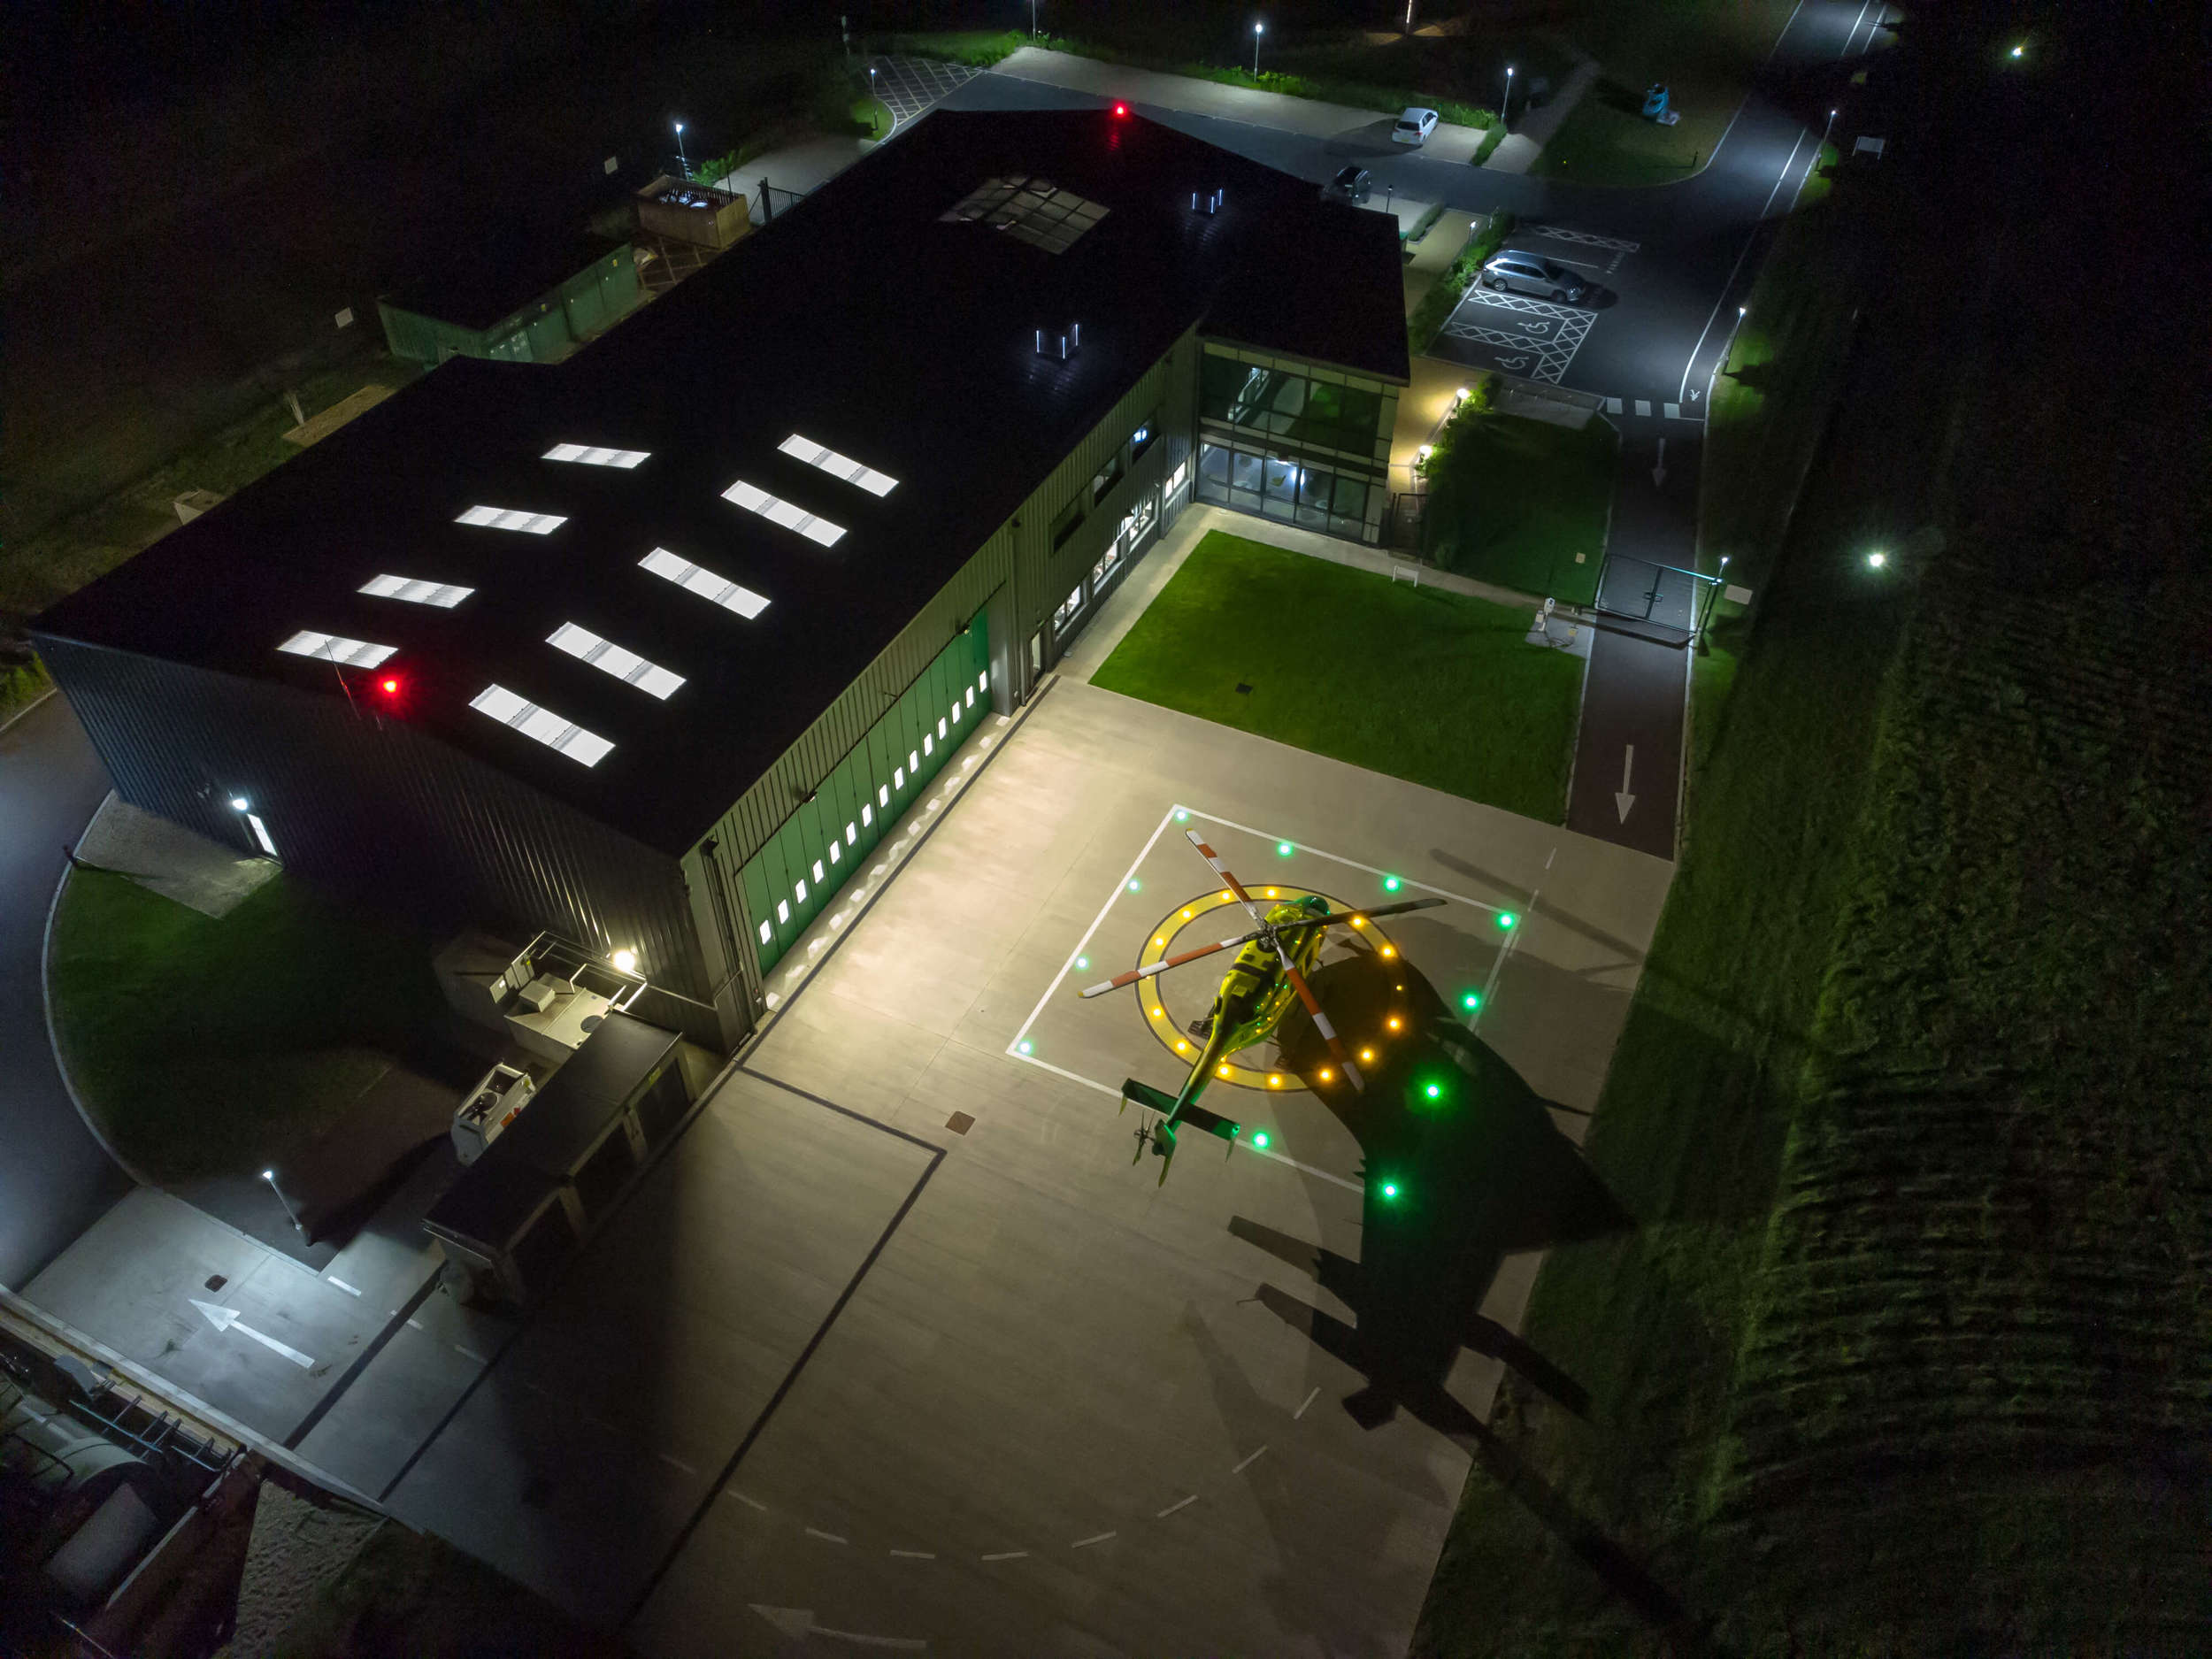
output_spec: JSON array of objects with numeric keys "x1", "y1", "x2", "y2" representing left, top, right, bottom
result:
[
  {"x1": 1651, "y1": 438, "x2": 1667, "y2": 488},
  {"x1": 1615, "y1": 746, "x2": 1638, "y2": 823},
  {"x1": 191, "y1": 1299, "x2": 314, "y2": 1369},
  {"x1": 750, "y1": 1606, "x2": 926, "y2": 1650}
]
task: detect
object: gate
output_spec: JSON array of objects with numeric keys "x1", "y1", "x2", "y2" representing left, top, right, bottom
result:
[
  {"x1": 1388, "y1": 491, "x2": 1425, "y2": 551},
  {"x1": 1594, "y1": 552, "x2": 1709, "y2": 635}
]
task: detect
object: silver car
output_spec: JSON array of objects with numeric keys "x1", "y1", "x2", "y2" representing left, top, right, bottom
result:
[{"x1": 1479, "y1": 250, "x2": 1590, "y2": 304}]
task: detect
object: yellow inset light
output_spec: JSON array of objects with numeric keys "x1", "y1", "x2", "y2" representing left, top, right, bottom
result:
[
  {"x1": 1153, "y1": 935, "x2": 1165, "y2": 948},
  {"x1": 1181, "y1": 908, "x2": 1194, "y2": 918},
  {"x1": 1386, "y1": 1016, "x2": 1402, "y2": 1032},
  {"x1": 1359, "y1": 1047, "x2": 1377, "y2": 1064},
  {"x1": 1149, "y1": 1005, "x2": 1164, "y2": 1018},
  {"x1": 1350, "y1": 916, "x2": 1366, "y2": 927},
  {"x1": 1381, "y1": 945, "x2": 1397, "y2": 958},
  {"x1": 1268, "y1": 1074, "x2": 1283, "y2": 1088},
  {"x1": 1177, "y1": 1041, "x2": 1191, "y2": 1054},
  {"x1": 1265, "y1": 888, "x2": 1279, "y2": 899},
  {"x1": 1217, "y1": 1064, "x2": 1233, "y2": 1079},
  {"x1": 1318, "y1": 1066, "x2": 1333, "y2": 1081},
  {"x1": 1218, "y1": 890, "x2": 1232, "y2": 902}
]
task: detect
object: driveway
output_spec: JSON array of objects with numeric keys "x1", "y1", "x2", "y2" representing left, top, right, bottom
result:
[{"x1": 0, "y1": 693, "x2": 126, "y2": 1289}]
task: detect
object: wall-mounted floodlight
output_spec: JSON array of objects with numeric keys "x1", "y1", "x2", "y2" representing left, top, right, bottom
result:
[
  {"x1": 228, "y1": 796, "x2": 250, "y2": 811},
  {"x1": 611, "y1": 949, "x2": 638, "y2": 973}
]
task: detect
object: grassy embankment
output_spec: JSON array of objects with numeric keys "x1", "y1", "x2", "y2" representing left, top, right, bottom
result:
[
  {"x1": 1092, "y1": 532, "x2": 1581, "y2": 823},
  {"x1": 1417, "y1": 12, "x2": 2211, "y2": 1648},
  {"x1": 49, "y1": 870, "x2": 445, "y2": 1183}
]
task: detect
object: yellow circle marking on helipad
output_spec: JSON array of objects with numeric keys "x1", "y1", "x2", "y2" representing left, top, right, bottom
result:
[{"x1": 1133, "y1": 887, "x2": 1397, "y2": 1090}]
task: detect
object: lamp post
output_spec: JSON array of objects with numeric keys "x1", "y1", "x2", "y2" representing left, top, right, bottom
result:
[
  {"x1": 1502, "y1": 64, "x2": 1515, "y2": 129},
  {"x1": 1252, "y1": 20, "x2": 1264, "y2": 75},
  {"x1": 263, "y1": 1168, "x2": 304, "y2": 1235},
  {"x1": 674, "y1": 119, "x2": 688, "y2": 179},
  {"x1": 1824, "y1": 106, "x2": 1838, "y2": 150},
  {"x1": 868, "y1": 65, "x2": 879, "y2": 134},
  {"x1": 1030, "y1": 0, "x2": 1040, "y2": 38}
]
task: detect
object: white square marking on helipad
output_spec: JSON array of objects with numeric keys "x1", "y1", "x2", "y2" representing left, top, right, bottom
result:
[
  {"x1": 1633, "y1": 398, "x2": 1653, "y2": 417},
  {"x1": 1001, "y1": 803, "x2": 1520, "y2": 1190},
  {"x1": 1603, "y1": 396, "x2": 1624, "y2": 414},
  {"x1": 1663, "y1": 402, "x2": 1682, "y2": 419}
]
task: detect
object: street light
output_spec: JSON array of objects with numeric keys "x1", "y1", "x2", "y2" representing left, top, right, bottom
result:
[
  {"x1": 1867, "y1": 549, "x2": 1888, "y2": 569},
  {"x1": 868, "y1": 65, "x2": 879, "y2": 133},
  {"x1": 673, "y1": 119, "x2": 688, "y2": 179},
  {"x1": 1824, "y1": 106, "x2": 1838, "y2": 148},
  {"x1": 1252, "y1": 20, "x2": 1264, "y2": 75},
  {"x1": 262, "y1": 1169, "x2": 304, "y2": 1235},
  {"x1": 1502, "y1": 65, "x2": 1515, "y2": 128}
]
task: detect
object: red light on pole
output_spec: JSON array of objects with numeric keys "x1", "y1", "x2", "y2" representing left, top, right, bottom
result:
[
  {"x1": 1113, "y1": 102, "x2": 1128, "y2": 118},
  {"x1": 380, "y1": 676, "x2": 400, "y2": 695}
]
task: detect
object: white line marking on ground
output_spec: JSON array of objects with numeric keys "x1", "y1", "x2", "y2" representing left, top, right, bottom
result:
[
  {"x1": 1071, "y1": 1531, "x2": 1118, "y2": 1548},
  {"x1": 658, "y1": 1453, "x2": 698, "y2": 1476},
  {"x1": 1233, "y1": 1445, "x2": 1269, "y2": 1474},
  {"x1": 405, "y1": 1317, "x2": 424, "y2": 1330},
  {"x1": 1156, "y1": 1494, "x2": 1199, "y2": 1517},
  {"x1": 729, "y1": 1492, "x2": 770, "y2": 1511},
  {"x1": 981, "y1": 1550, "x2": 1028, "y2": 1562},
  {"x1": 1294, "y1": 1386, "x2": 1321, "y2": 1420},
  {"x1": 888, "y1": 1548, "x2": 936, "y2": 1559},
  {"x1": 1634, "y1": 399, "x2": 1652, "y2": 416},
  {"x1": 806, "y1": 1527, "x2": 849, "y2": 1545},
  {"x1": 1546, "y1": 846, "x2": 1557, "y2": 870},
  {"x1": 1678, "y1": 126, "x2": 1809, "y2": 403},
  {"x1": 325, "y1": 1276, "x2": 361, "y2": 1296},
  {"x1": 453, "y1": 1345, "x2": 487, "y2": 1363},
  {"x1": 1006, "y1": 802, "x2": 1180, "y2": 1056}
]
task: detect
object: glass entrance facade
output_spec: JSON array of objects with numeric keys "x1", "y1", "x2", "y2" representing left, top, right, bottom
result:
[
  {"x1": 1196, "y1": 344, "x2": 1396, "y2": 544},
  {"x1": 737, "y1": 610, "x2": 991, "y2": 972}
]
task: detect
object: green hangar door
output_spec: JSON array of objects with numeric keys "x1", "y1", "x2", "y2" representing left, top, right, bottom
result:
[{"x1": 741, "y1": 611, "x2": 992, "y2": 973}]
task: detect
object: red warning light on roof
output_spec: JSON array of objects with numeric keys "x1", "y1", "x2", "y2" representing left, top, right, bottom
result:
[
  {"x1": 1113, "y1": 102, "x2": 1128, "y2": 118},
  {"x1": 380, "y1": 677, "x2": 400, "y2": 695}
]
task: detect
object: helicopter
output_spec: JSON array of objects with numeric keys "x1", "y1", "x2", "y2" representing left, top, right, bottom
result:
[{"x1": 1075, "y1": 829, "x2": 1443, "y2": 1181}]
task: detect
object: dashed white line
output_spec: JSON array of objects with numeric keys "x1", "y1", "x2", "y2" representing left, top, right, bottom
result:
[
  {"x1": 1294, "y1": 1386, "x2": 1321, "y2": 1420},
  {"x1": 806, "y1": 1527, "x2": 849, "y2": 1545},
  {"x1": 453, "y1": 1344, "x2": 487, "y2": 1363},
  {"x1": 728, "y1": 1491, "x2": 770, "y2": 1511},
  {"x1": 1634, "y1": 399, "x2": 1652, "y2": 417},
  {"x1": 1232, "y1": 1445, "x2": 1269, "y2": 1474},
  {"x1": 888, "y1": 1548, "x2": 936, "y2": 1559},
  {"x1": 1156, "y1": 1494, "x2": 1199, "y2": 1518},
  {"x1": 325, "y1": 1276, "x2": 362, "y2": 1297},
  {"x1": 404, "y1": 1317, "x2": 425, "y2": 1331},
  {"x1": 981, "y1": 1550, "x2": 1028, "y2": 1563},
  {"x1": 658, "y1": 1453, "x2": 698, "y2": 1476},
  {"x1": 1071, "y1": 1531, "x2": 1118, "y2": 1548}
]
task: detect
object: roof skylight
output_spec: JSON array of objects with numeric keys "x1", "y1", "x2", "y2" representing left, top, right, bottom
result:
[
  {"x1": 278, "y1": 630, "x2": 396, "y2": 669},
  {"x1": 548, "y1": 623, "x2": 686, "y2": 700},
  {"x1": 941, "y1": 174, "x2": 1109, "y2": 254},
  {"x1": 456, "y1": 505, "x2": 566, "y2": 534},
  {"x1": 779, "y1": 434, "x2": 898, "y2": 497},
  {"x1": 469, "y1": 684, "x2": 614, "y2": 767},
  {"x1": 543, "y1": 443, "x2": 650, "y2": 469},
  {"x1": 639, "y1": 548, "x2": 772, "y2": 618},
  {"x1": 721, "y1": 480, "x2": 845, "y2": 547},
  {"x1": 359, "y1": 574, "x2": 473, "y2": 608}
]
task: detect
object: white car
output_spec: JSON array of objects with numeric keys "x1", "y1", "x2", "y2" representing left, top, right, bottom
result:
[{"x1": 1393, "y1": 106, "x2": 1440, "y2": 145}]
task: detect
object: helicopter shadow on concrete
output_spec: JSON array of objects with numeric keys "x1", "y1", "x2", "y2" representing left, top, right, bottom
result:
[{"x1": 1224, "y1": 951, "x2": 1707, "y2": 1641}]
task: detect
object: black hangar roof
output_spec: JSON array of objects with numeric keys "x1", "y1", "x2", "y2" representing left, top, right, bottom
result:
[
  {"x1": 385, "y1": 227, "x2": 632, "y2": 333},
  {"x1": 35, "y1": 108, "x2": 1407, "y2": 858}
]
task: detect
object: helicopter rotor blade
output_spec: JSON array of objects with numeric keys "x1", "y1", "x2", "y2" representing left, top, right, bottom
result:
[
  {"x1": 1076, "y1": 928, "x2": 1266, "y2": 999},
  {"x1": 1267, "y1": 897, "x2": 1448, "y2": 934},
  {"x1": 1272, "y1": 943, "x2": 1364, "y2": 1094},
  {"x1": 1185, "y1": 831, "x2": 1271, "y2": 926}
]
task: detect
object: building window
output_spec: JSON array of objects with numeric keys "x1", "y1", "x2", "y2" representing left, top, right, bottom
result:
[
  {"x1": 1166, "y1": 460, "x2": 1188, "y2": 498},
  {"x1": 1053, "y1": 580, "x2": 1086, "y2": 635},
  {"x1": 758, "y1": 919, "x2": 772, "y2": 945},
  {"x1": 846, "y1": 821, "x2": 857, "y2": 842},
  {"x1": 895, "y1": 766, "x2": 906, "y2": 788},
  {"x1": 1131, "y1": 418, "x2": 1158, "y2": 465},
  {"x1": 878, "y1": 785, "x2": 890, "y2": 808},
  {"x1": 1197, "y1": 441, "x2": 1374, "y2": 543},
  {"x1": 1050, "y1": 497, "x2": 1085, "y2": 550},
  {"x1": 795, "y1": 879, "x2": 809, "y2": 902},
  {"x1": 907, "y1": 750, "x2": 918, "y2": 772},
  {"x1": 965, "y1": 686, "x2": 975, "y2": 709},
  {"x1": 246, "y1": 814, "x2": 279, "y2": 858},
  {"x1": 924, "y1": 733, "x2": 933, "y2": 757},
  {"x1": 1091, "y1": 450, "x2": 1125, "y2": 506},
  {"x1": 778, "y1": 900, "x2": 791, "y2": 924},
  {"x1": 1092, "y1": 537, "x2": 1122, "y2": 593},
  {"x1": 978, "y1": 672, "x2": 988, "y2": 694},
  {"x1": 863, "y1": 803, "x2": 874, "y2": 826}
]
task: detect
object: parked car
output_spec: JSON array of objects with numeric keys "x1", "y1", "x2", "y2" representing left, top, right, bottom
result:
[
  {"x1": 1393, "y1": 106, "x2": 1440, "y2": 145},
  {"x1": 1324, "y1": 165, "x2": 1372, "y2": 203},
  {"x1": 1479, "y1": 249, "x2": 1591, "y2": 304}
]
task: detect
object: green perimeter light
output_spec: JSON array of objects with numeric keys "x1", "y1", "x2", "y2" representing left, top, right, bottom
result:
[
  {"x1": 1127, "y1": 879, "x2": 1141, "y2": 892},
  {"x1": 1496, "y1": 911, "x2": 1517, "y2": 929},
  {"x1": 1276, "y1": 841, "x2": 1294, "y2": 856},
  {"x1": 1251, "y1": 1130, "x2": 1271, "y2": 1149},
  {"x1": 1018, "y1": 1040, "x2": 1033, "y2": 1055},
  {"x1": 1383, "y1": 875, "x2": 1402, "y2": 892},
  {"x1": 1380, "y1": 1181, "x2": 1400, "y2": 1200},
  {"x1": 1462, "y1": 991, "x2": 1481, "y2": 1010},
  {"x1": 1425, "y1": 1082, "x2": 1443, "y2": 1101},
  {"x1": 1075, "y1": 956, "x2": 1088, "y2": 970},
  {"x1": 1176, "y1": 810, "x2": 1189, "y2": 821}
]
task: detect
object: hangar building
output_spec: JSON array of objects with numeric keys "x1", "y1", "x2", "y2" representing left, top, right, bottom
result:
[{"x1": 33, "y1": 108, "x2": 1406, "y2": 1051}]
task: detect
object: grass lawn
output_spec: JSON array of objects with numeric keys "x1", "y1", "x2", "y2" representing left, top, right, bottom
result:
[
  {"x1": 1532, "y1": 0, "x2": 1801, "y2": 184},
  {"x1": 48, "y1": 869, "x2": 446, "y2": 1185},
  {"x1": 1421, "y1": 403, "x2": 1617, "y2": 606},
  {"x1": 1091, "y1": 532, "x2": 1581, "y2": 823}
]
